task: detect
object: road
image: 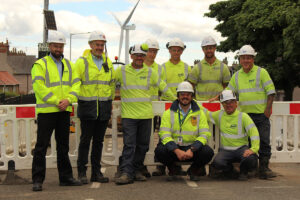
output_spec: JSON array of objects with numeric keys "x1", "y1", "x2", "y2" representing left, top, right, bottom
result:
[{"x1": 0, "y1": 163, "x2": 300, "y2": 200}]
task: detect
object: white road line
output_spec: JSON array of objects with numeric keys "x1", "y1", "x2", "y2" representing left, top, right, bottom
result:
[
  {"x1": 185, "y1": 179, "x2": 198, "y2": 188},
  {"x1": 85, "y1": 199, "x2": 94, "y2": 200},
  {"x1": 253, "y1": 186, "x2": 295, "y2": 189},
  {"x1": 90, "y1": 182, "x2": 101, "y2": 189}
]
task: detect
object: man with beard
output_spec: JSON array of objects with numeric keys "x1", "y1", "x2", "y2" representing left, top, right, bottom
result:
[
  {"x1": 188, "y1": 36, "x2": 231, "y2": 101},
  {"x1": 115, "y1": 44, "x2": 175, "y2": 185},
  {"x1": 155, "y1": 82, "x2": 214, "y2": 181},
  {"x1": 31, "y1": 31, "x2": 81, "y2": 191},
  {"x1": 75, "y1": 31, "x2": 115, "y2": 184}
]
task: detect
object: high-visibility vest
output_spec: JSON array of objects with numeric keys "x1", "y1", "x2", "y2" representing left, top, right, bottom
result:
[
  {"x1": 144, "y1": 62, "x2": 166, "y2": 101},
  {"x1": 161, "y1": 60, "x2": 191, "y2": 100},
  {"x1": 228, "y1": 65, "x2": 276, "y2": 113},
  {"x1": 31, "y1": 55, "x2": 80, "y2": 114},
  {"x1": 75, "y1": 50, "x2": 115, "y2": 119},
  {"x1": 188, "y1": 59, "x2": 231, "y2": 100},
  {"x1": 159, "y1": 100, "x2": 211, "y2": 147},
  {"x1": 115, "y1": 64, "x2": 175, "y2": 119},
  {"x1": 207, "y1": 109, "x2": 260, "y2": 153}
]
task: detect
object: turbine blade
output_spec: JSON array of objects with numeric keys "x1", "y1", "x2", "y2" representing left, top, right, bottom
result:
[
  {"x1": 110, "y1": 12, "x2": 122, "y2": 26},
  {"x1": 123, "y1": 0, "x2": 140, "y2": 27},
  {"x1": 118, "y1": 29, "x2": 124, "y2": 59}
]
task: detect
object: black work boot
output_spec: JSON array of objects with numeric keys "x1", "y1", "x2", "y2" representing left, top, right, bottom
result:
[
  {"x1": 139, "y1": 165, "x2": 151, "y2": 178},
  {"x1": 91, "y1": 172, "x2": 109, "y2": 183},
  {"x1": 78, "y1": 171, "x2": 88, "y2": 184},
  {"x1": 260, "y1": 157, "x2": 277, "y2": 179}
]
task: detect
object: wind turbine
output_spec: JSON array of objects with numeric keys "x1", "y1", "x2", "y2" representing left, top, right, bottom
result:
[{"x1": 112, "y1": 0, "x2": 140, "y2": 65}]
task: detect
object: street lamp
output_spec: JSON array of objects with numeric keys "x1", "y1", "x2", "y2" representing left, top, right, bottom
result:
[{"x1": 69, "y1": 32, "x2": 91, "y2": 61}]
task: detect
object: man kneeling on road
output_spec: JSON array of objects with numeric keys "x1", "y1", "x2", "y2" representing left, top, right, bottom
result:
[
  {"x1": 208, "y1": 90, "x2": 259, "y2": 180},
  {"x1": 155, "y1": 81, "x2": 214, "y2": 181}
]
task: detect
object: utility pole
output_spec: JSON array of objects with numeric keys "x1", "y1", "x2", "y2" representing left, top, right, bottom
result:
[{"x1": 43, "y1": 0, "x2": 49, "y2": 44}]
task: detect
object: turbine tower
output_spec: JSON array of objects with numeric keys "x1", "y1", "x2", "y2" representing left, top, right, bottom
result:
[{"x1": 112, "y1": 0, "x2": 140, "y2": 64}]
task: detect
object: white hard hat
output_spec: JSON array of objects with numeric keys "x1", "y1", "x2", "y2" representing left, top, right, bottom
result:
[
  {"x1": 201, "y1": 36, "x2": 216, "y2": 47},
  {"x1": 239, "y1": 45, "x2": 257, "y2": 56},
  {"x1": 166, "y1": 38, "x2": 186, "y2": 49},
  {"x1": 177, "y1": 81, "x2": 194, "y2": 93},
  {"x1": 47, "y1": 31, "x2": 66, "y2": 44},
  {"x1": 129, "y1": 43, "x2": 149, "y2": 55},
  {"x1": 89, "y1": 31, "x2": 106, "y2": 42},
  {"x1": 220, "y1": 90, "x2": 236, "y2": 102},
  {"x1": 145, "y1": 38, "x2": 159, "y2": 50}
]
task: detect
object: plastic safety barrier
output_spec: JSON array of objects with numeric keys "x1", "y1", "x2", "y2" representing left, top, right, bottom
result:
[{"x1": 0, "y1": 101, "x2": 299, "y2": 170}]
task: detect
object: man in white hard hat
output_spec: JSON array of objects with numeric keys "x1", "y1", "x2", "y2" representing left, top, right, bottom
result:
[
  {"x1": 207, "y1": 90, "x2": 259, "y2": 180},
  {"x1": 75, "y1": 31, "x2": 115, "y2": 184},
  {"x1": 114, "y1": 43, "x2": 175, "y2": 185},
  {"x1": 161, "y1": 38, "x2": 191, "y2": 100},
  {"x1": 155, "y1": 81, "x2": 214, "y2": 181},
  {"x1": 31, "y1": 30, "x2": 81, "y2": 191},
  {"x1": 188, "y1": 36, "x2": 231, "y2": 101}
]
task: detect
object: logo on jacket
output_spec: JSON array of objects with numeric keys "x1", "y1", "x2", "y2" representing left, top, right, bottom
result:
[
  {"x1": 191, "y1": 117, "x2": 197, "y2": 126},
  {"x1": 140, "y1": 76, "x2": 146, "y2": 80},
  {"x1": 230, "y1": 124, "x2": 237, "y2": 128},
  {"x1": 178, "y1": 73, "x2": 184, "y2": 77},
  {"x1": 249, "y1": 79, "x2": 255, "y2": 83}
]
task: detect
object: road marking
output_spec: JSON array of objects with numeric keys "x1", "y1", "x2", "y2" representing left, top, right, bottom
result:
[
  {"x1": 90, "y1": 182, "x2": 101, "y2": 189},
  {"x1": 185, "y1": 179, "x2": 198, "y2": 188},
  {"x1": 253, "y1": 186, "x2": 295, "y2": 189},
  {"x1": 85, "y1": 199, "x2": 94, "y2": 200},
  {"x1": 107, "y1": 147, "x2": 112, "y2": 151}
]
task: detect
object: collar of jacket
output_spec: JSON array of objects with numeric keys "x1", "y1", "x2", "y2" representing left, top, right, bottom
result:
[{"x1": 170, "y1": 99, "x2": 200, "y2": 112}]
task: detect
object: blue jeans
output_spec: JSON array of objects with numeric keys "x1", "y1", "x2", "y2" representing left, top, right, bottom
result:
[
  {"x1": 119, "y1": 118, "x2": 152, "y2": 177},
  {"x1": 212, "y1": 146, "x2": 258, "y2": 173},
  {"x1": 248, "y1": 113, "x2": 271, "y2": 159}
]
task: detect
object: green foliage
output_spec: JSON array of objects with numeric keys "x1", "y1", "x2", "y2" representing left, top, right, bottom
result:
[{"x1": 205, "y1": 0, "x2": 300, "y2": 100}]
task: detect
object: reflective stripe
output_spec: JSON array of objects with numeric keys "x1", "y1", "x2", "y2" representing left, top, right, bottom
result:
[
  {"x1": 157, "y1": 64, "x2": 162, "y2": 86},
  {"x1": 198, "y1": 62, "x2": 202, "y2": 82},
  {"x1": 222, "y1": 146, "x2": 242, "y2": 151},
  {"x1": 263, "y1": 80, "x2": 273, "y2": 88},
  {"x1": 167, "y1": 83, "x2": 179, "y2": 87},
  {"x1": 78, "y1": 96, "x2": 98, "y2": 101},
  {"x1": 121, "y1": 97, "x2": 151, "y2": 102},
  {"x1": 32, "y1": 76, "x2": 45, "y2": 84},
  {"x1": 36, "y1": 103, "x2": 57, "y2": 108},
  {"x1": 238, "y1": 112, "x2": 242, "y2": 135},
  {"x1": 170, "y1": 110, "x2": 174, "y2": 133},
  {"x1": 239, "y1": 99, "x2": 267, "y2": 106},
  {"x1": 199, "y1": 128, "x2": 209, "y2": 133},
  {"x1": 220, "y1": 62, "x2": 224, "y2": 82},
  {"x1": 221, "y1": 132, "x2": 246, "y2": 139},
  {"x1": 245, "y1": 123, "x2": 255, "y2": 133},
  {"x1": 199, "y1": 135, "x2": 208, "y2": 140},
  {"x1": 42, "y1": 92, "x2": 53, "y2": 102},
  {"x1": 163, "y1": 63, "x2": 167, "y2": 82},
  {"x1": 151, "y1": 95, "x2": 159, "y2": 100},
  {"x1": 209, "y1": 111, "x2": 215, "y2": 124},
  {"x1": 99, "y1": 96, "x2": 112, "y2": 101},
  {"x1": 250, "y1": 136, "x2": 260, "y2": 140},
  {"x1": 196, "y1": 115, "x2": 200, "y2": 134},
  {"x1": 69, "y1": 91, "x2": 78, "y2": 98},
  {"x1": 161, "y1": 86, "x2": 168, "y2": 94},
  {"x1": 256, "y1": 67, "x2": 261, "y2": 88},
  {"x1": 62, "y1": 81, "x2": 71, "y2": 86},
  {"x1": 218, "y1": 110, "x2": 224, "y2": 126},
  {"x1": 72, "y1": 78, "x2": 80, "y2": 85},
  {"x1": 42, "y1": 58, "x2": 50, "y2": 87},
  {"x1": 267, "y1": 90, "x2": 276, "y2": 95},
  {"x1": 82, "y1": 80, "x2": 110, "y2": 85},
  {"x1": 64, "y1": 59, "x2": 72, "y2": 85},
  {"x1": 161, "y1": 134, "x2": 172, "y2": 140},
  {"x1": 147, "y1": 68, "x2": 152, "y2": 89},
  {"x1": 239, "y1": 88, "x2": 264, "y2": 93},
  {"x1": 49, "y1": 82, "x2": 60, "y2": 87},
  {"x1": 160, "y1": 127, "x2": 172, "y2": 132},
  {"x1": 196, "y1": 91, "x2": 220, "y2": 96},
  {"x1": 228, "y1": 83, "x2": 235, "y2": 92},
  {"x1": 121, "y1": 85, "x2": 148, "y2": 90},
  {"x1": 81, "y1": 57, "x2": 89, "y2": 82},
  {"x1": 199, "y1": 80, "x2": 221, "y2": 84},
  {"x1": 235, "y1": 71, "x2": 239, "y2": 90},
  {"x1": 184, "y1": 63, "x2": 188, "y2": 80}
]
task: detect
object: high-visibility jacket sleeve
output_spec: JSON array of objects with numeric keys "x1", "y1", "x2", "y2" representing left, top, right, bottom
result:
[
  {"x1": 31, "y1": 63, "x2": 60, "y2": 105},
  {"x1": 223, "y1": 64, "x2": 231, "y2": 83},
  {"x1": 153, "y1": 70, "x2": 176, "y2": 101},
  {"x1": 66, "y1": 61, "x2": 80, "y2": 104},
  {"x1": 227, "y1": 73, "x2": 237, "y2": 93},
  {"x1": 195, "y1": 109, "x2": 211, "y2": 146},
  {"x1": 107, "y1": 58, "x2": 116, "y2": 100},
  {"x1": 115, "y1": 66, "x2": 122, "y2": 83},
  {"x1": 159, "y1": 110, "x2": 178, "y2": 151},
  {"x1": 261, "y1": 68, "x2": 276, "y2": 95},
  {"x1": 187, "y1": 64, "x2": 199, "y2": 84},
  {"x1": 243, "y1": 113, "x2": 260, "y2": 154}
]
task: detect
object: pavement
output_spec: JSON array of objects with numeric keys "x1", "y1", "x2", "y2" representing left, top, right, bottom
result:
[{"x1": 0, "y1": 163, "x2": 300, "y2": 200}]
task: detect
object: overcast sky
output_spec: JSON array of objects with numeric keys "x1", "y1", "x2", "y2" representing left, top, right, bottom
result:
[{"x1": 0, "y1": 0, "x2": 238, "y2": 65}]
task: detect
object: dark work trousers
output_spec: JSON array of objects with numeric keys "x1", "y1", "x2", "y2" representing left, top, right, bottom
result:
[
  {"x1": 248, "y1": 113, "x2": 271, "y2": 159},
  {"x1": 212, "y1": 145, "x2": 258, "y2": 173},
  {"x1": 77, "y1": 118, "x2": 109, "y2": 175},
  {"x1": 119, "y1": 118, "x2": 152, "y2": 178},
  {"x1": 154, "y1": 142, "x2": 214, "y2": 168},
  {"x1": 32, "y1": 111, "x2": 73, "y2": 183}
]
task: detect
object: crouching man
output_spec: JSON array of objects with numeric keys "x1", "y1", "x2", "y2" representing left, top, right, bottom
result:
[
  {"x1": 209, "y1": 90, "x2": 259, "y2": 180},
  {"x1": 155, "y1": 81, "x2": 214, "y2": 181}
]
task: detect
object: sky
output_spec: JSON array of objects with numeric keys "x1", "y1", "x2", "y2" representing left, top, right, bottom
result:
[{"x1": 0, "y1": 0, "x2": 238, "y2": 66}]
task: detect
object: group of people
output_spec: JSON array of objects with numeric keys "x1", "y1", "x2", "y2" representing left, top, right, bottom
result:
[{"x1": 31, "y1": 30, "x2": 276, "y2": 191}]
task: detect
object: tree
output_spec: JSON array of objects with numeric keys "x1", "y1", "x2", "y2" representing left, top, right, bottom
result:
[{"x1": 205, "y1": 0, "x2": 300, "y2": 100}]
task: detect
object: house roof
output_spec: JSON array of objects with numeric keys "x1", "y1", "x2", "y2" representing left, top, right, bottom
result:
[
  {"x1": 0, "y1": 71, "x2": 19, "y2": 85},
  {"x1": 7, "y1": 55, "x2": 36, "y2": 75}
]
